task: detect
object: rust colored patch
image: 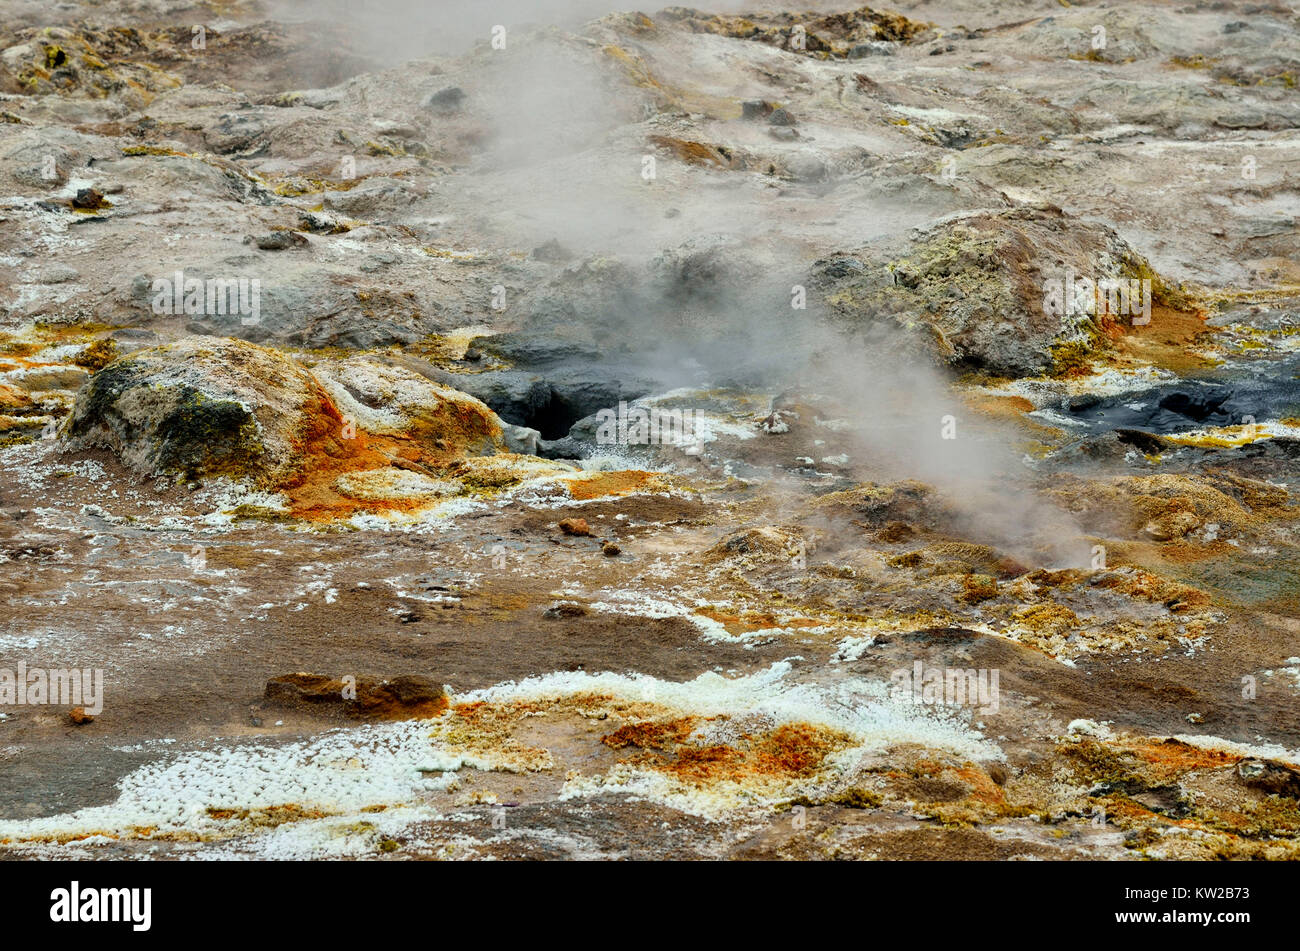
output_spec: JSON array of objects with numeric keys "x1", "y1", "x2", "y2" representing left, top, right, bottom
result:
[
  {"x1": 1103, "y1": 304, "x2": 1212, "y2": 374},
  {"x1": 965, "y1": 394, "x2": 1035, "y2": 417},
  {"x1": 648, "y1": 135, "x2": 733, "y2": 168},
  {"x1": 695, "y1": 607, "x2": 822, "y2": 634},
  {"x1": 453, "y1": 700, "x2": 489, "y2": 722},
  {"x1": 602, "y1": 716, "x2": 699, "y2": 751},
  {"x1": 279, "y1": 385, "x2": 396, "y2": 516},
  {"x1": 665, "y1": 744, "x2": 744, "y2": 780},
  {"x1": 948, "y1": 764, "x2": 1008, "y2": 808},
  {"x1": 205, "y1": 803, "x2": 332, "y2": 827},
  {"x1": 1124, "y1": 738, "x2": 1240, "y2": 782},
  {"x1": 0, "y1": 382, "x2": 34, "y2": 412},
  {"x1": 643, "y1": 721, "x2": 854, "y2": 784},
  {"x1": 752, "y1": 723, "x2": 843, "y2": 776},
  {"x1": 566, "y1": 469, "x2": 664, "y2": 501},
  {"x1": 276, "y1": 383, "x2": 487, "y2": 521},
  {"x1": 1093, "y1": 569, "x2": 1209, "y2": 610}
]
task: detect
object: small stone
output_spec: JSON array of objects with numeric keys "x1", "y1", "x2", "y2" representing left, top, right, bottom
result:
[
  {"x1": 601, "y1": 540, "x2": 621, "y2": 557},
  {"x1": 559, "y1": 517, "x2": 592, "y2": 537},
  {"x1": 768, "y1": 107, "x2": 796, "y2": 127},
  {"x1": 247, "y1": 231, "x2": 307, "y2": 250},
  {"x1": 1235, "y1": 758, "x2": 1300, "y2": 798},
  {"x1": 70, "y1": 187, "x2": 108, "y2": 209},
  {"x1": 69, "y1": 707, "x2": 94, "y2": 725}
]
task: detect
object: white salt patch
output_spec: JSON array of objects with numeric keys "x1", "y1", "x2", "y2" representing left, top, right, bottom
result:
[
  {"x1": 1164, "y1": 734, "x2": 1300, "y2": 767},
  {"x1": 831, "y1": 634, "x2": 875, "y2": 663}
]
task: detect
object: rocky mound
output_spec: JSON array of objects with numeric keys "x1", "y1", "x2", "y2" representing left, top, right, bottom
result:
[
  {"x1": 59, "y1": 336, "x2": 545, "y2": 509},
  {"x1": 817, "y1": 206, "x2": 1193, "y2": 377},
  {"x1": 61, "y1": 336, "x2": 339, "y2": 486},
  {"x1": 658, "y1": 6, "x2": 934, "y2": 56}
]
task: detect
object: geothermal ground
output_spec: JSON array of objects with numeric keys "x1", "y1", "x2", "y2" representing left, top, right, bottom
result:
[{"x1": 0, "y1": 0, "x2": 1298, "y2": 862}]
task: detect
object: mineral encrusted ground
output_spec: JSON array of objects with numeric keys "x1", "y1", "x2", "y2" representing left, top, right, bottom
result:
[{"x1": 0, "y1": 0, "x2": 1298, "y2": 860}]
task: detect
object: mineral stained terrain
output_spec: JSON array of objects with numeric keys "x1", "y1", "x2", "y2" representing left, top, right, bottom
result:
[{"x1": 0, "y1": 0, "x2": 1298, "y2": 861}]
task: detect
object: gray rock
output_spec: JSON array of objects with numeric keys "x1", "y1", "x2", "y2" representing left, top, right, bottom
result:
[
  {"x1": 246, "y1": 231, "x2": 307, "y2": 250},
  {"x1": 499, "y1": 421, "x2": 542, "y2": 455},
  {"x1": 36, "y1": 264, "x2": 80, "y2": 284},
  {"x1": 322, "y1": 177, "x2": 421, "y2": 220},
  {"x1": 819, "y1": 206, "x2": 1187, "y2": 377},
  {"x1": 423, "y1": 86, "x2": 465, "y2": 112},
  {"x1": 848, "y1": 41, "x2": 896, "y2": 57},
  {"x1": 204, "y1": 112, "x2": 267, "y2": 155}
]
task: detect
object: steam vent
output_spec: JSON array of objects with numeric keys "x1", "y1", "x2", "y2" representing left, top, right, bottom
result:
[{"x1": 1, "y1": 0, "x2": 1299, "y2": 899}]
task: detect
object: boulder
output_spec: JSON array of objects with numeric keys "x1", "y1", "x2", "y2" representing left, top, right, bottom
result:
[
  {"x1": 61, "y1": 336, "x2": 339, "y2": 486},
  {"x1": 817, "y1": 206, "x2": 1190, "y2": 377}
]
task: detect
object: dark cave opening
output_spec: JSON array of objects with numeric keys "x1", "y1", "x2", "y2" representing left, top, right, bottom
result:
[{"x1": 518, "y1": 390, "x2": 588, "y2": 441}]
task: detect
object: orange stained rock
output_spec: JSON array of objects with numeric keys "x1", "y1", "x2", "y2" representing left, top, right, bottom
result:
[{"x1": 278, "y1": 382, "x2": 494, "y2": 520}]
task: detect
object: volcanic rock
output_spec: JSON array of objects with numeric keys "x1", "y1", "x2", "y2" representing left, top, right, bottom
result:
[
  {"x1": 61, "y1": 336, "x2": 339, "y2": 486},
  {"x1": 818, "y1": 206, "x2": 1190, "y2": 377},
  {"x1": 264, "y1": 673, "x2": 446, "y2": 720}
]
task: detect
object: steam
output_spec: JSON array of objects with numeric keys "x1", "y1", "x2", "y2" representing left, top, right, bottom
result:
[{"x1": 275, "y1": 0, "x2": 1090, "y2": 568}]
